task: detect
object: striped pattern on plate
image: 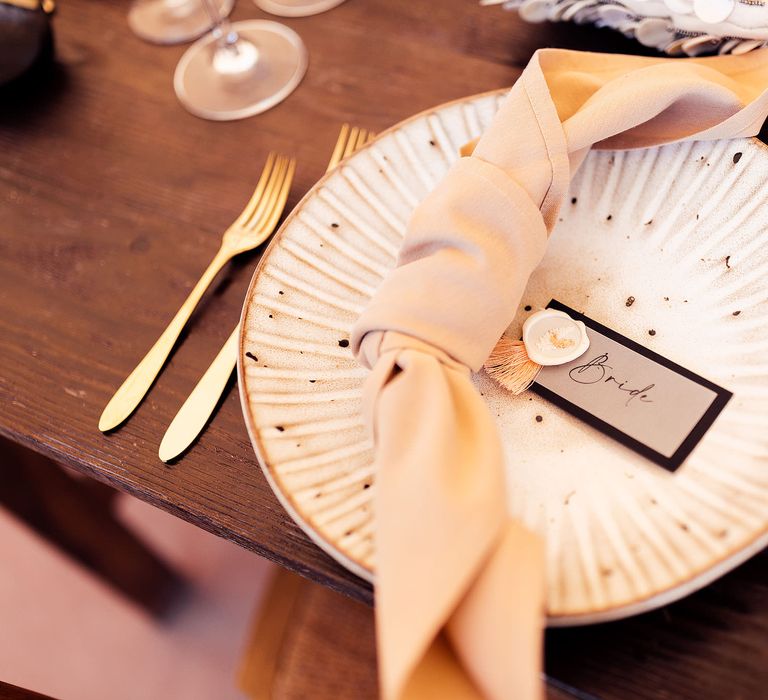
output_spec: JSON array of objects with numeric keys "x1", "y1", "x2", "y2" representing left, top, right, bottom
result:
[{"x1": 239, "y1": 91, "x2": 768, "y2": 625}]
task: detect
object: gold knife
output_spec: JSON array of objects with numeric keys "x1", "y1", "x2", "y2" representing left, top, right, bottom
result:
[
  {"x1": 157, "y1": 125, "x2": 374, "y2": 462},
  {"x1": 158, "y1": 326, "x2": 239, "y2": 462},
  {"x1": 99, "y1": 153, "x2": 294, "y2": 432}
]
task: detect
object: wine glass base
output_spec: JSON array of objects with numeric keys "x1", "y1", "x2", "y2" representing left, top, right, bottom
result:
[
  {"x1": 174, "y1": 20, "x2": 308, "y2": 121},
  {"x1": 253, "y1": 0, "x2": 347, "y2": 17},
  {"x1": 129, "y1": 0, "x2": 235, "y2": 46}
]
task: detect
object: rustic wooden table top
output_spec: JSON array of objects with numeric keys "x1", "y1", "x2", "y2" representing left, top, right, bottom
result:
[{"x1": 1, "y1": 1, "x2": 766, "y2": 698}]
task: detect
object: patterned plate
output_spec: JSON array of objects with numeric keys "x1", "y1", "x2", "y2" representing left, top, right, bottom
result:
[{"x1": 238, "y1": 91, "x2": 768, "y2": 625}]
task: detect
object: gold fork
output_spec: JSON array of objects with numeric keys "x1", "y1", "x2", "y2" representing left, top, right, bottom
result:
[
  {"x1": 158, "y1": 125, "x2": 374, "y2": 462},
  {"x1": 99, "y1": 153, "x2": 296, "y2": 432},
  {"x1": 326, "y1": 124, "x2": 375, "y2": 170}
]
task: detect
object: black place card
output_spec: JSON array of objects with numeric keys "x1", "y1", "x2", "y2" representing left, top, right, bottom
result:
[{"x1": 531, "y1": 300, "x2": 732, "y2": 472}]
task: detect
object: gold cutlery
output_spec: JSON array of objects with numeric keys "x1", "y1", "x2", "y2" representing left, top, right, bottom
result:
[
  {"x1": 158, "y1": 323, "x2": 241, "y2": 462},
  {"x1": 325, "y1": 123, "x2": 375, "y2": 170},
  {"x1": 158, "y1": 125, "x2": 374, "y2": 462},
  {"x1": 99, "y1": 153, "x2": 296, "y2": 432}
]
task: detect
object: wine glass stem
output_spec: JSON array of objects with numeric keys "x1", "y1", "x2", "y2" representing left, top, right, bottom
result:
[{"x1": 200, "y1": 0, "x2": 238, "y2": 48}]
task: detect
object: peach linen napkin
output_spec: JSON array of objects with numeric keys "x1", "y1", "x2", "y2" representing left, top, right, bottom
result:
[{"x1": 350, "y1": 47, "x2": 768, "y2": 700}]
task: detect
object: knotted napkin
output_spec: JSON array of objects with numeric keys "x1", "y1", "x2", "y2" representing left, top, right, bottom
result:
[{"x1": 350, "y1": 47, "x2": 768, "y2": 700}]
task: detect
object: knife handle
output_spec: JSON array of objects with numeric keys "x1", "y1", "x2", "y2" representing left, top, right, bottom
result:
[
  {"x1": 158, "y1": 325, "x2": 239, "y2": 462},
  {"x1": 99, "y1": 248, "x2": 231, "y2": 432}
]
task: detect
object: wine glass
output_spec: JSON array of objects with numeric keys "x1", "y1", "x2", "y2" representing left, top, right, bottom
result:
[
  {"x1": 128, "y1": 0, "x2": 235, "y2": 45},
  {"x1": 253, "y1": 0, "x2": 347, "y2": 17},
  {"x1": 173, "y1": 0, "x2": 308, "y2": 121}
]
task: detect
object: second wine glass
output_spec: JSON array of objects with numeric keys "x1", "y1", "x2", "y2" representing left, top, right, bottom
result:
[
  {"x1": 128, "y1": 0, "x2": 235, "y2": 45},
  {"x1": 253, "y1": 0, "x2": 347, "y2": 17},
  {"x1": 174, "y1": 0, "x2": 308, "y2": 121}
]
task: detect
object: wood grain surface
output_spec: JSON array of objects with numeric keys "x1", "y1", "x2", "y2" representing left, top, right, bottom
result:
[{"x1": 1, "y1": 1, "x2": 765, "y2": 697}]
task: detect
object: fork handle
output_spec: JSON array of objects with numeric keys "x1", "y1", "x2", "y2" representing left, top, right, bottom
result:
[
  {"x1": 99, "y1": 247, "x2": 232, "y2": 432},
  {"x1": 158, "y1": 325, "x2": 239, "y2": 462}
]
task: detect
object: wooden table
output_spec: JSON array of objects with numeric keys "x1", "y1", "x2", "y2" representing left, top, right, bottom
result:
[{"x1": 1, "y1": 1, "x2": 765, "y2": 697}]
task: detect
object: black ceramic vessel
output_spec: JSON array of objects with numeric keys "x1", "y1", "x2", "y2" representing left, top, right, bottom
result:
[{"x1": 0, "y1": 0, "x2": 54, "y2": 86}]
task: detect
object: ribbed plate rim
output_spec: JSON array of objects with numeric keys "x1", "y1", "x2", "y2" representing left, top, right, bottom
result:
[{"x1": 238, "y1": 89, "x2": 768, "y2": 625}]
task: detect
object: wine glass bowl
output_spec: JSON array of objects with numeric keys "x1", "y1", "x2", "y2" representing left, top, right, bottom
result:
[{"x1": 128, "y1": 0, "x2": 235, "y2": 45}]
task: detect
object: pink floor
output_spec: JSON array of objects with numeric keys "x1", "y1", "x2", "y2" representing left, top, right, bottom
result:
[{"x1": 0, "y1": 494, "x2": 275, "y2": 700}]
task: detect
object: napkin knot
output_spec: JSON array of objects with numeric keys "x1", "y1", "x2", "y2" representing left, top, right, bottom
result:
[
  {"x1": 351, "y1": 157, "x2": 549, "y2": 373},
  {"x1": 357, "y1": 331, "x2": 470, "y2": 375},
  {"x1": 357, "y1": 330, "x2": 472, "y2": 449}
]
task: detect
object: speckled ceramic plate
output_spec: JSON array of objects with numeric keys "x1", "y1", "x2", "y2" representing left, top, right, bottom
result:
[{"x1": 238, "y1": 91, "x2": 768, "y2": 625}]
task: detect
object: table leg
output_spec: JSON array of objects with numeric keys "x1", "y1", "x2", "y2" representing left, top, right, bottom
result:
[{"x1": 0, "y1": 437, "x2": 185, "y2": 617}]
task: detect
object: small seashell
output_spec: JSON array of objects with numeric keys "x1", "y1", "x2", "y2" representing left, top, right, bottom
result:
[
  {"x1": 663, "y1": 0, "x2": 694, "y2": 13},
  {"x1": 519, "y1": 0, "x2": 553, "y2": 23},
  {"x1": 572, "y1": 10, "x2": 599, "y2": 24},
  {"x1": 693, "y1": 0, "x2": 734, "y2": 23},
  {"x1": 616, "y1": 19, "x2": 638, "y2": 36},
  {"x1": 731, "y1": 38, "x2": 767, "y2": 54},
  {"x1": 561, "y1": 0, "x2": 597, "y2": 21},
  {"x1": 546, "y1": 1, "x2": 568, "y2": 21},
  {"x1": 556, "y1": 0, "x2": 584, "y2": 22},
  {"x1": 682, "y1": 33, "x2": 722, "y2": 55},
  {"x1": 556, "y1": 0, "x2": 580, "y2": 20},
  {"x1": 664, "y1": 36, "x2": 690, "y2": 55},
  {"x1": 635, "y1": 17, "x2": 675, "y2": 47},
  {"x1": 595, "y1": 4, "x2": 635, "y2": 25},
  {"x1": 719, "y1": 37, "x2": 743, "y2": 54}
]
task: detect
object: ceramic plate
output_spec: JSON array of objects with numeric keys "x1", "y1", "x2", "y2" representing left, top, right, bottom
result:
[{"x1": 238, "y1": 91, "x2": 768, "y2": 625}]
